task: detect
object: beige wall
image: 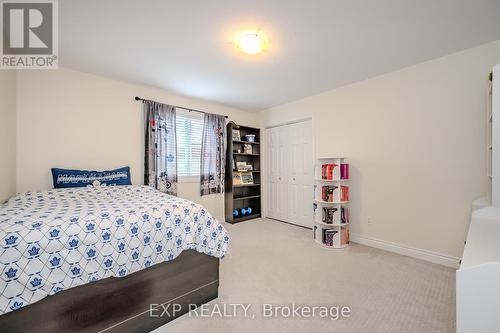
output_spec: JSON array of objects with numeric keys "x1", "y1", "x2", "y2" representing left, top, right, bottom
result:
[
  {"x1": 0, "y1": 71, "x2": 16, "y2": 203},
  {"x1": 260, "y1": 40, "x2": 500, "y2": 259},
  {"x1": 12, "y1": 40, "x2": 500, "y2": 259},
  {"x1": 16, "y1": 68, "x2": 257, "y2": 220}
]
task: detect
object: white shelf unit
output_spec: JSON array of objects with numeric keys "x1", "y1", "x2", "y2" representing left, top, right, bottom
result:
[
  {"x1": 312, "y1": 158, "x2": 350, "y2": 249},
  {"x1": 487, "y1": 76, "x2": 493, "y2": 201},
  {"x1": 457, "y1": 207, "x2": 500, "y2": 332},
  {"x1": 476, "y1": 65, "x2": 498, "y2": 209},
  {"x1": 492, "y1": 64, "x2": 500, "y2": 206}
]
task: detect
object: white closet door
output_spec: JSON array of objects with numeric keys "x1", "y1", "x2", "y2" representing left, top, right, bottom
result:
[
  {"x1": 266, "y1": 120, "x2": 313, "y2": 227},
  {"x1": 267, "y1": 127, "x2": 279, "y2": 219},
  {"x1": 275, "y1": 126, "x2": 288, "y2": 220},
  {"x1": 286, "y1": 121, "x2": 313, "y2": 227},
  {"x1": 267, "y1": 126, "x2": 288, "y2": 221}
]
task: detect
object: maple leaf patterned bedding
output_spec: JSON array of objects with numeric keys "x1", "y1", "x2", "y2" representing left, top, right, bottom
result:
[{"x1": 0, "y1": 185, "x2": 230, "y2": 315}]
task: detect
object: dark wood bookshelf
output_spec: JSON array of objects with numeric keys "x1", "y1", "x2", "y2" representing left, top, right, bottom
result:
[
  {"x1": 225, "y1": 122, "x2": 261, "y2": 224},
  {"x1": 232, "y1": 213, "x2": 261, "y2": 223},
  {"x1": 233, "y1": 153, "x2": 260, "y2": 156},
  {"x1": 234, "y1": 195, "x2": 261, "y2": 200},
  {"x1": 233, "y1": 184, "x2": 260, "y2": 188},
  {"x1": 233, "y1": 140, "x2": 260, "y2": 145}
]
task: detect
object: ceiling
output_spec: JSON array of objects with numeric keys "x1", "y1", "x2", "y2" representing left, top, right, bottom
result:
[{"x1": 60, "y1": 0, "x2": 500, "y2": 111}]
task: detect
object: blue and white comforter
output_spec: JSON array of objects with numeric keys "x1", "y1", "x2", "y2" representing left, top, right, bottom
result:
[{"x1": 0, "y1": 185, "x2": 229, "y2": 315}]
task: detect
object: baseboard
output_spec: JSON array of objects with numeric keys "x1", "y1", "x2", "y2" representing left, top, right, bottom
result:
[{"x1": 350, "y1": 233, "x2": 460, "y2": 269}]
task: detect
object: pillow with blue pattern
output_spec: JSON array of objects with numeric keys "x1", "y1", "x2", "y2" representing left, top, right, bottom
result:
[{"x1": 51, "y1": 167, "x2": 132, "y2": 188}]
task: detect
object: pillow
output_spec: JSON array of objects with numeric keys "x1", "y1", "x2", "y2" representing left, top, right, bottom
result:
[{"x1": 51, "y1": 167, "x2": 132, "y2": 188}]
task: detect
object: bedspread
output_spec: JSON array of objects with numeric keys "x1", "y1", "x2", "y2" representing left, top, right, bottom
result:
[{"x1": 0, "y1": 185, "x2": 229, "y2": 314}]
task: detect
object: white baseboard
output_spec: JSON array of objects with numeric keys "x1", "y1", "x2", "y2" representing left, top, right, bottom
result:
[{"x1": 350, "y1": 233, "x2": 460, "y2": 269}]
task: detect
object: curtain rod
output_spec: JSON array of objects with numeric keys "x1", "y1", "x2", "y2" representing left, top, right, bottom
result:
[{"x1": 134, "y1": 96, "x2": 228, "y2": 119}]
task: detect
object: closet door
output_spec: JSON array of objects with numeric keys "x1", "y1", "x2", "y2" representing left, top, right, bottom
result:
[
  {"x1": 286, "y1": 121, "x2": 313, "y2": 227},
  {"x1": 267, "y1": 120, "x2": 313, "y2": 227},
  {"x1": 267, "y1": 126, "x2": 288, "y2": 221}
]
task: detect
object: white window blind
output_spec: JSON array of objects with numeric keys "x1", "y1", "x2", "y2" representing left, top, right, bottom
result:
[{"x1": 176, "y1": 108, "x2": 204, "y2": 177}]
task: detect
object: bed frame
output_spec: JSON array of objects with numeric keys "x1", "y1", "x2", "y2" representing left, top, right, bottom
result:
[{"x1": 0, "y1": 250, "x2": 219, "y2": 333}]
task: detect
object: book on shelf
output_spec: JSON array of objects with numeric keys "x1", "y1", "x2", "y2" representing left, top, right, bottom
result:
[
  {"x1": 233, "y1": 172, "x2": 242, "y2": 185},
  {"x1": 321, "y1": 164, "x2": 337, "y2": 180},
  {"x1": 322, "y1": 207, "x2": 337, "y2": 224},
  {"x1": 340, "y1": 185, "x2": 349, "y2": 201},
  {"x1": 340, "y1": 163, "x2": 349, "y2": 180},
  {"x1": 240, "y1": 172, "x2": 254, "y2": 184},
  {"x1": 340, "y1": 227, "x2": 349, "y2": 246},
  {"x1": 341, "y1": 207, "x2": 349, "y2": 224},
  {"x1": 236, "y1": 161, "x2": 253, "y2": 171},
  {"x1": 322, "y1": 229, "x2": 338, "y2": 246},
  {"x1": 321, "y1": 185, "x2": 337, "y2": 202}
]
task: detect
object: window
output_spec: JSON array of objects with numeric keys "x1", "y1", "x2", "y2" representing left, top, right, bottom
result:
[{"x1": 176, "y1": 108, "x2": 204, "y2": 179}]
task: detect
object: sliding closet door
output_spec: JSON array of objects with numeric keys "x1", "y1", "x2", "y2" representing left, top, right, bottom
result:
[
  {"x1": 286, "y1": 121, "x2": 313, "y2": 227},
  {"x1": 266, "y1": 120, "x2": 313, "y2": 227},
  {"x1": 267, "y1": 126, "x2": 288, "y2": 221}
]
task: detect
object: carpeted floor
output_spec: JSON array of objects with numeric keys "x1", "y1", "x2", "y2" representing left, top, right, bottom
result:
[{"x1": 153, "y1": 218, "x2": 455, "y2": 333}]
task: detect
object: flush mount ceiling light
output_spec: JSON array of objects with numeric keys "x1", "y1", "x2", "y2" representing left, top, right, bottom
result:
[{"x1": 237, "y1": 33, "x2": 266, "y2": 55}]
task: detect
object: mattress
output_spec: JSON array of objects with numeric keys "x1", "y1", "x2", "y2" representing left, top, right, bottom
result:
[{"x1": 0, "y1": 185, "x2": 229, "y2": 315}]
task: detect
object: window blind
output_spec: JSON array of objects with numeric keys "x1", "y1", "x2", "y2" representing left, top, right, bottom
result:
[{"x1": 176, "y1": 108, "x2": 204, "y2": 177}]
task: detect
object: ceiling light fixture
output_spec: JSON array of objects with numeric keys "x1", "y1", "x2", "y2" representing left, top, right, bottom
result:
[{"x1": 237, "y1": 33, "x2": 266, "y2": 55}]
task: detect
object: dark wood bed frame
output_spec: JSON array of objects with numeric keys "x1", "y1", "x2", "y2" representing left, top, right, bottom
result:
[{"x1": 0, "y1": 250, "x2": 219, "y2": 333}]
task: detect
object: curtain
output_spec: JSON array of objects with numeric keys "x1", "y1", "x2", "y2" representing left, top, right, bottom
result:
[
  {"x1": 200, "y1": 113, "x2": 226, "y2": 196},
  {"x1": 144, "y1": 100, "x2": 177, "y2": 196}
]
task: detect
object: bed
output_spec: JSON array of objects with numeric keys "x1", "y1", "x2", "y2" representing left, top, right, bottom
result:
[{"x1": 0, "y1": 185, "x2": 229, "y2": 332}]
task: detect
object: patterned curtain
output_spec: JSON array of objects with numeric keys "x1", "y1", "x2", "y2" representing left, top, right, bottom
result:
[
  {"x1": 144, "y1": 100, "x2": 177, "y2": 196},
  {"x1": 200, "y1": 113, "x2": 226, "y2": 196}
]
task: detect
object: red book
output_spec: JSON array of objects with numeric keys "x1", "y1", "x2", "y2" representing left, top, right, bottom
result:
[
  {"x1": 341, "y1": 228, "x2": 349, "y2": 245},
  {"x1": 341, "y1": 164, "x2": 349, "y2": 180},
  {"x1": 340, "y1": 186, "x2": 349, "y2": 201},
  {"x1": 322, "y1": 164, "x2": 337, "y2": 180}
]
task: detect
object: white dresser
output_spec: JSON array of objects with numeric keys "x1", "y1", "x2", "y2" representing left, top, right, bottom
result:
[
  {"x1": 457, "y1": 63, "x2": 500, "y2": 333},
  {"x1": 457, "y1": 207, "x2": 500, "y2": 333}
]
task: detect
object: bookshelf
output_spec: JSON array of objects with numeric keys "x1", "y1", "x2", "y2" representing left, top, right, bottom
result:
[
  {"x1": 487, "y1": 75, "x2": 493, "y2": 202},
  {"x1": 313, "y1": 158, "x2": 350, "y2": 249},
  {"x1": 472, "y1": 66, "x2": 498, "y2": 210},
  {"x1": 224, "y1": 122, "x2": 261, "y2": 223},
  {"x1": 492, "y1": 64, "x2": 500, "y2": 206}
]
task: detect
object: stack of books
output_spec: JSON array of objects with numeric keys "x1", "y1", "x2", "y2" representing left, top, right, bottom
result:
[
  {"x1": 322, "y1": 229, "x2": 337, "y2": 246},
  {"x1": 322, "y1": 207, "x2": 338, "y2": 224},
  {"x1": 321, "y1": 164, "x2": 337, "y2": 180},
  {"x1": 321, "y1": 185, "x2": 337, "y2": 202}
]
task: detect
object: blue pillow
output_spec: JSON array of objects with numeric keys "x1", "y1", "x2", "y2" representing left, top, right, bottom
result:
[{"x1": 51, "y1": 167, "x2": 132, "y2": 188}]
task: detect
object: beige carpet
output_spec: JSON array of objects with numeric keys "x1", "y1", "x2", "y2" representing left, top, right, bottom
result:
[{"x1": 153, "y1": 218, "x2": 455, "y2": 333}]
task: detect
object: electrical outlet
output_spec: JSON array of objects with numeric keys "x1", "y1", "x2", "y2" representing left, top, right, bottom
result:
[{"x1": 367, "y1": 217, "x2": 373, "y2": 225}]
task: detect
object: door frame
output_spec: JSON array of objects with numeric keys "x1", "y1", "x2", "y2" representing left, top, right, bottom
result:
[{"x1": 263, "y1": 117, "x2": 315, "y2": 227}]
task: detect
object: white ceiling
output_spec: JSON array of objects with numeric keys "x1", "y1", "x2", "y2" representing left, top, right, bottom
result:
[{"x1": 60, "y1": 0, "x2": 500, "y2": 111}]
